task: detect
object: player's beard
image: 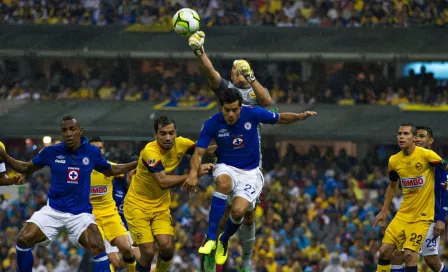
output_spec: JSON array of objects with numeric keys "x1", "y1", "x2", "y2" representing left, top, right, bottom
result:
[{"x1": 162, "y1": 141, "x2": 173, "y2": 150}]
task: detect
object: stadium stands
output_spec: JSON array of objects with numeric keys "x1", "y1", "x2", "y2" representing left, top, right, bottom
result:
[{"x1": 1, "y1": 0, "x2": 448, "y2": 27}]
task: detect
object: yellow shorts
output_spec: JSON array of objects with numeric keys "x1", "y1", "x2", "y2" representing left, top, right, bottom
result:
[
  {"x1": 383, "y1": 217, "x2": 431, "y2": 252},
  {"x1": 124, "y1": 205, "x2": 173, "y2": 246},
  {"x1": 94, "y1": 211, "x2": 128, "y2": 245}
]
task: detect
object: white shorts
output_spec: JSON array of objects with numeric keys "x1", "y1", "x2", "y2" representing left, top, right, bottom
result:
[
  {"x1": 27, "y1": 205, "x2": 96, "y2": 247},
  {"x1": 421, "y1": 223, "x2": 440, "y2": 256},
  {"x1": 213, "y1": 163, "x2": 264, "y2": 211},
  {"x1": 105, "y1": 231, "x2": 135, "y2": 254}
]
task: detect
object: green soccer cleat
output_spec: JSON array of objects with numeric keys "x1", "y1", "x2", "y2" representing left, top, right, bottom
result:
[
  {"x1": 198, "y1": 237, "x2": 217, "y2": 255},
  {"x1": 204, "y1": 255, "x2": 216, "y2": 272},
  {"x1": 215, "y1": 234, "x2": 229, "y2": 265}
]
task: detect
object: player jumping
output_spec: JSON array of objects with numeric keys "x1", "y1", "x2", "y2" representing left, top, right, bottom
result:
[
  {"x1": 389, "y1": 126, "x2": 448, "y2": 272},
  {"x1": 189, "y1": 30, "x2": 272, "y2": 272},
  {"x1": 374, "y1": 123, "x2": 448, "y2": 272},
  {"x1": 0, "y1": 115, "x2": 137, "y2": 272},
  {"x1": 124, "y1": 116, "x2": 213, "y2": 272},
  {"x1": 183, "y1": 89, "x2": 317, "y2": 266},
  {"x1": 89, "y1": 137, "x2": 136, "y2": 271}
]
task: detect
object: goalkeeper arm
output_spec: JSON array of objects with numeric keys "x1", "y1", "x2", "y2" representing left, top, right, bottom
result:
[{"x1": 189, "y1": 31, "x2": 222, "y2": 89}]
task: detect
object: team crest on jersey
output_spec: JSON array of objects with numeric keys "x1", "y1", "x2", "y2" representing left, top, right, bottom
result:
[
  {"x1": 249, "y1": 91, "x2": 256, "y2": 99},
  {"x1": 244, "y1": 122, "x2": 252, "y2": 130},
  {"x1": 67, "y1": 167, "x2": 80, "y2": 184},
  {"x1": 401, "y1": 176, "x2": 425, "y2": 188},
  {"x1": 82, "y1": 157, "x2": 90, "y2": 165},
  {"x1": 232, "y1": 136, "x2": 244, "y2": 149},
  {"x1": 415, "y1": 162, "x2": 422, "y2": 170}
]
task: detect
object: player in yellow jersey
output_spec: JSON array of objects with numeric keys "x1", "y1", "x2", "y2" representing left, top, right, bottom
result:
[
  {"x1": 89, "y1": 137, "x2": 136, "y2": 272},
  {"x1": 0, "y1": 141, "x2": 25, "y2": 186},
  {"x1": 124, "y1": 116, "x2": 213, "y2": 272},
  {"x1": 374, "y1": 123, "x2": 448, "y2": 272}
]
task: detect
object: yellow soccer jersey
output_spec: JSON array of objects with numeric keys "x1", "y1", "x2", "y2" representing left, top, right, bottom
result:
[
  {"x1": 389, "y1": 146, "x2": 445, "y2": 222},
  {"x1": 90, "y1": 161, "x2": 123, "y2": 216},
  {"x1": 125, "y1": 137, "x2": 195, "y2": 212}
]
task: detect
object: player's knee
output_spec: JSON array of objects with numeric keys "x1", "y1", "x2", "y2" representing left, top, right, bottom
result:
[
  {"x1": 424, "y1": 256, "x2": 441, "y2": 271},
  {"x1": 231, "y1": 206, "x2": 247, "y2": 220},
  {"x1": 215, "y1": 175, "x2": 232, "y2": 194},
  {"x1": 158, "y1": 239, "x2": 175, "y2": 257},
  {"x1": 391, "y1": 250, "x2": 405, "y2": 265},
  {"x1": 403, "y1": 249, "x2": 418, "y2": 266},
  {"x1": 139, "y1": 245, "x2": 155, "y2": 262},
  {"x1": 16, "y1": 232, "x2": 35, "y2": 248},
  {"x1": 379, "y1": 244, "x2": 394, "y2": 259},
  {"x1": 90, "y1": 240, "x2": 106, "y2": 256}
]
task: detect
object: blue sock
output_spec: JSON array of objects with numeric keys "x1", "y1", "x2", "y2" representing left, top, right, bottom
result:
[
  {"x1": 207, "y1": 192, "x2": 228, "y2": 240},
  {"x1": 93, "y1": 253, "x2": 111, "y2": 272},
  {"x1": 16, "y1": 245, "x2": 34, "y2": 272},
  {"x1": 136, "y1": 262, "x2": 150, "y2": 272},
  {"x1": 440, "y1": 263, "x2": 447, "y2": 272},
  {"x1": 391, "y1": 265, "x2": 405, "y2": 272},
  {"x1": 220, "y1": 214, "x2": 243, "y2": 243}
]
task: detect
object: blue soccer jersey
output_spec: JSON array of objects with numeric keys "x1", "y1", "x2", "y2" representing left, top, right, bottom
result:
[
  {"x1": 434, "y1": 167, "x2": 448, "y2": 222},
  {"x1": 112, "y1": 178, "x2": 128, "y2": 230},
  {"x1": 32, "y1": 137, "x2": 111, "y2": 215},
  {"x1": 196, "y1": 106, "x2": 279, "y2": 170}
]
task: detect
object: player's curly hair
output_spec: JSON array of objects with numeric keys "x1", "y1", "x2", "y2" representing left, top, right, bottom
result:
[
  {"x1": 218, "y1": 88, "x2": 242, "y2": 107},
  {"x1": 154, "y1": 116, "x2": 176, "y2": 132}
]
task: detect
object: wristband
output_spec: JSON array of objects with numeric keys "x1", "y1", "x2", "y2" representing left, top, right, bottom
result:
[
  {"x1": 245, "y1": 72, "x2": 256, "y2": 83},
  {"x1": 194, "y1": 47, "x2": 204, "y2": 57}
]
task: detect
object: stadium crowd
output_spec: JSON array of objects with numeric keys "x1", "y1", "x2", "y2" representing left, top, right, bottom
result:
[
  {"x1": 1, "y1": 140, "x2": 447, "y2": 271},
  {"x1": 1, "y1": 0, "x2": 448, "y2": 27},
  {"x1": 0, "y1": 59, "x2": 445, "y2": 106}
]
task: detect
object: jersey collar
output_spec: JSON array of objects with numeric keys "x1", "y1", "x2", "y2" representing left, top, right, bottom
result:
[{"x1": 62, "y1": 136, "x2": 88, "y2": 153}]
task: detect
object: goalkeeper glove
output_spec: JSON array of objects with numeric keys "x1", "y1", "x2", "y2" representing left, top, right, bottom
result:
[
  {"x1": 189, "y1": 31, "x2": 205, "y2": 57},
  {"x1": 234, "y1": 60, "x2": 256, "y2": 83}
]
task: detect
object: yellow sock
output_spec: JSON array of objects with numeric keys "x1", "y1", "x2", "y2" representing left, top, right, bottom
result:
[
  {"x1": 155, "y1": 256, "x2": 172, "y2": 272},
  {"x1": 377, "y1": 264, "x2": 391, "y2": 272},
  {"x1": 109, "y1": 264, "x2": 116, "y2": 272},
  {"x1": 124, "y1": 260, "x2": 136, "y2": 272}
]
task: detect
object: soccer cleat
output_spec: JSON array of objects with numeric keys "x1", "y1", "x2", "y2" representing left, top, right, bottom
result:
[
  {"x1": 198, "y1": 237, "x2": 217, "y2": 255},
  {"x1": 238, "y1": 267, "x2": 251, "y2": 272},
  {"x1": 203, "y1": 255, "x2": 216, "y2": 272},
  {"x1": 215, "y1": 234, "x2": 229, "y2": 265}
]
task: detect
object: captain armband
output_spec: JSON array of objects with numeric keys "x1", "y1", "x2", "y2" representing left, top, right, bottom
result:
[{"x1": 389, "y1": 170, "x2": 399, "y2": 182}]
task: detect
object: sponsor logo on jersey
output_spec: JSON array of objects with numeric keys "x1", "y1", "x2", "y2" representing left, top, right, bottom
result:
[
  {"x1": 82, "y1": 157, "x2": 90, "y2": 165},
  {"x1": 249, "y1": 91, "x2": 256, "y2": 99},
  {"x1": 218, "y1": 132, "x2": 230, "y2": 137},
  {"x1": 244, "y1": 122, "x2": 252, "y2": 130},
  {"x1": 401, "y1": 176, "x2": 425, "y2": 188},
  {"x1": 55, "y1": 158, "x2": 66, "y2": 164},
  {"x1": 67, "y1": 167, "x2": 80, "y2": 184},
  {"x1": 90, "y1": 186, "x2": 109, "y2": 196},
  {"x1": 56, "y1": 155, "x2": 65, "y2": 159},
  {"x1": 219, "y1": 129, "x2": 227, "y2": 133}
]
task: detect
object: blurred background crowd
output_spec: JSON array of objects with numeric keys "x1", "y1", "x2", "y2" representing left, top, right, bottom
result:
[
  {"x1": 1, "y1": 140, "x2": 448, "y2": 271},
  {"x1": 0, "y1": 58, "x2": 446, "y2": 106},
  {"x1": 2, "y1": 0, "x2": 448, "y2": 27}
]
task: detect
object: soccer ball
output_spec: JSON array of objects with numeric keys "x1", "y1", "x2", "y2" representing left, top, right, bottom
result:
[{"x1": 172, "y1": 8, "x2": 200, "y2": 37}]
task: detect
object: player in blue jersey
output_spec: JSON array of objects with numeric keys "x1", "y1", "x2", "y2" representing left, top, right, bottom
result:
[
  {"x1": 390, "y1": 126, "x2": 448, "y2": 272},
  {"x1": 0, "y1": 115, "x2": 137, "y2": 272},
  {"x1": 183, "y1": 88, "x2": 317, "y2": 265},
  {"x1": 105, "y1": 169, "x2": 141, "y2": 267},
  {"x1": 189, "y1": 30, "x2": 272, "y2": 272}
]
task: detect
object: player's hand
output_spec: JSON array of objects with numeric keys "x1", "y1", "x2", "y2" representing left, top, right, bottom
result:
[
  {"x1": 12, "y1": 175, "x2": 25, "y2": 185},
  {"x1": 301, "y1": 111, "x2": 318, "y2": 120},
  {"x1": 198, "y1": 163, "x2": 213, "y2": 177},
  {"x1": 373, "y1": 210, "x2": 387, "y2": 227},
  {"x1": 182, "y1": 174, "x2": 198, "y2": 195},
  {"x1": 234, "y1": 60, "x2": 255, "y2": 83},
  {"x1": 205, "y1": 145, "x2": 217, "y2": 158},
  {"x1": 442, "y1": 182, "x2": 448, "y2": 190},
  {"x1": 434, "y1": 220, "x2": 445, "y2": 238},
  {"x1": 189, "y1": 31, "x2": 205, "y2": 53}
]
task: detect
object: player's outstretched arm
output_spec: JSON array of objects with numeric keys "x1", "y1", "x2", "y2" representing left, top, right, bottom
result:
[
  {"x1": 277, "y1": 111, "x2": 317, "y2": 124},
  {"x1": 102, "y1": 161, "x2": 138, "y2": 177},
  {"x1": 0, "y1": 175, "x2": 25, "y2": 186},
  {"x1": 0, "y1": 147, "x2": 41, "y2": 174},
  {"x1": 183, "y1": 147, "x2": 207, "y2": 193},
  {"x1": 234, "y1": 60, "x2": 272, "y2": 107},
  {"x1": 188, "y1": 31, "x2": 222, "y2": 89}
]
